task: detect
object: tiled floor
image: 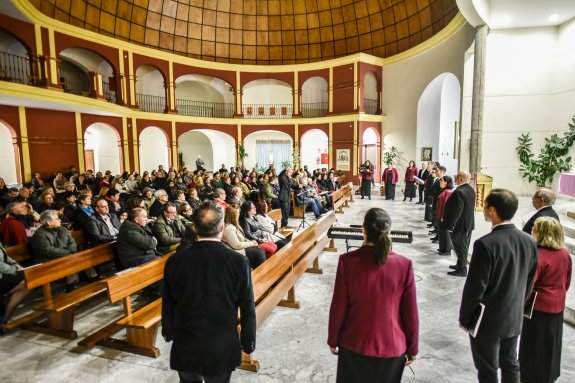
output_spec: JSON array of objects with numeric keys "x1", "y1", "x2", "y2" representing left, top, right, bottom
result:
[{"x1": 1, "y1": 194, "x2": 574, "y2": 382}]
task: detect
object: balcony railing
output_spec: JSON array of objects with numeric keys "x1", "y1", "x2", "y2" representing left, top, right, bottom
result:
[
  {"x1": 0, "y1": 51, "x2": 35, "y2": 85},
  {"x1": 242, "y1": 104, "x2": 293, "y2": 119},
  {"x1": 137, "y1": 93, "x2": 166, "y2": 113},
  {"x1": 301, "y1": 102, "x2": 328, "y2": 118},
  {"x1": 176, "y1": 99, "x2": 235, "y2": 118},
  {"x1": 364, "y1": 98, "x2": 379, "y2": 115},
  {"x1": 102, "y1": 80, "x2": 117, "y2": 104},
  {"x1": 61, "y1": 76, "x2": 89, "y2": 96}
]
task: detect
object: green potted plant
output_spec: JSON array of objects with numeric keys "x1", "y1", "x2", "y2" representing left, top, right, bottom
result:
[{"x1": 238, "y1": 144, "x2": 248, "y2": 168}]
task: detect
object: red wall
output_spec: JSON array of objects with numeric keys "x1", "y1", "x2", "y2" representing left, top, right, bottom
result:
[
  {"x1": 332, "y1": 121, "x2": 356, "y2": 183},
  {"x1": 332, "y1": 64, "x2": 355, "y2": 114},
  {"x1": 0, "y1": 14, "x2": 37, "y2": 54}
]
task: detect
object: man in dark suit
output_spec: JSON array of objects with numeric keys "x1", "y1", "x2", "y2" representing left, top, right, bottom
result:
[
  {"x1": 278, "y1": 167, "x2": 293, "y2": 227},
  {"x1": 522, "y1": 188, "x2": 560, "y2": 234},
  {"x1": 423, "y1": 167, "x2": 437, "y2": 223},
  {"x1": 162, "y1": 202, "x2": 256, "y2": 383},
  {"x1": 428, "y1": 165, "x2": 445, "y2": 241},
  {"x1": 459, "y1": 189, "x2": 537, "y2": 383},
  {"x1": 417, "y1": 162, "x2": 431, "y2": 204},
  {"x1": 83, "y1": 197, "x2": 121, "y2": 245},
  {"x1": 443, "y1": 171, "x2": 476, "y2": 276}
]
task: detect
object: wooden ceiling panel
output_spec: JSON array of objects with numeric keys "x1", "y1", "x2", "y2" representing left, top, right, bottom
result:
[{"x1": 34, "y1": 0, "x2": 459, "y2": 64}]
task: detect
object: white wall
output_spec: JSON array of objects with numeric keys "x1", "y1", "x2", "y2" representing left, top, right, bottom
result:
[
  {"x1": 243, "y1": 79, "x2": 293, "y2": 105},
  {"x1": 136, "y1": 65, "x2": 165, "y2": 97},
  {"x1": 178, "y1": 129, "x2": 235, "y2": 171},
  {"x1": 439, "y1": 74, "x2": 461, "y2": 175},
  {"x1": 416, "y1": 76, "x2": 443, "y2": 165},
  {"x1": 243, "y1": 130, "x2": 293, "y2": 170},
  {"x1": 84, "y1": 123, "x2": 122, "y2": 174},
  {"x1": 301, "y1": 77, "x2": 328, "y2": 104},
  {"x1": 59, "y1": 48, "x2": 114, "y2": 79},
  {"x1": 479, "y1": 19, "x2": 575, "y2": 193},
  {"x1": 382, "y1": 23, "x2": 475, "y2": 171},
  {"x1": 300, "y1": 129, "x2": 328, "y2": 170},
  {"x1": 175, "y1": 74, "x2": 234, "y2": 103},
  {"x1": 0, "y1": 122, "x2": 18, "y2": 185},
  {"x1": 363, "y1": 72, "x2": 378, "y2": 100},
  {"x1": 459, "y1": 47, "x2": 475, "y2": 172},
  {"x1": 139, "y1": 127, "x2": 169, "y2": 173}
]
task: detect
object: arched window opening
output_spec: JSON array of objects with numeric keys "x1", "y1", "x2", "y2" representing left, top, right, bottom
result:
[
  {"x1": 178, "y1": 130, "x2": 236, "y2": 171},
  {"x1": 136, "y1": 65, "x2": 166, "y2": 113},
  {"x1": 301, "y1": 77, "x2": 328, "y2": 117},
  {"x1": 363, "y1": 72, "x2": 379, "y2": 115},
  {"x1": 59, "y1": 48, "x2": 115, "y2": 102},
  {"x1": 243, "y1": 130, "x2": 293, "y2": 170},
  {"x1": 139, "y1": 127, "x2": 169, "y2": 172},
  {"x1": 300, "y1": 129, "x2": 329, "y2": 170},
  {"x1": 84, "y1": 123, "x2": 122, "y2": 174},
  {"x1": 242, "y1": 79, "x2": 293, "y2": 119},
  {"x1": 0, "y1": 29, "x2": 34, "y2": 85},
  {"x1": 175, "y1": 74, "x2": 235, "y2": 118}
]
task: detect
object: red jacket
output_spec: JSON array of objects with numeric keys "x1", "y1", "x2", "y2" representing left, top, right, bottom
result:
[
  {"x1": 436, "y1": 188, "x2": 454, "y2": 221},
  {"x1": 382, "y1": 167, "x2": 399, "y2": 185},
  {"x1": 404, "y1": 166, "x2": 418, "y2": 183},
  {"x1": 0, "y1": 215, "x2": 28, "y2": 246},
  {"x1": 360, "y1": 167, "x2": 373, "y2": 182},
  {"x1": 532, "y1": 247, "x2": 572, "y2": 313},
  {"x1": 328, "y1": 246, "x2": 419, "y2": 358}
]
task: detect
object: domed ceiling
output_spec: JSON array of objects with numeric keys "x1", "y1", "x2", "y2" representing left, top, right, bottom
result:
[{"x1": 30, "y1": 0, "x2": 459, "y2": 64}]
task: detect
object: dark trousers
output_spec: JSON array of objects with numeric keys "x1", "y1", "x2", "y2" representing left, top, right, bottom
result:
[
  {"x1": 178, "y1": 370, "x2": 231, "y2": 383},
  {"x1": 360, "y1": 181, "x2": 371, "y2": 199},
  {"x1": 470, "y1": 335, "x2": 520, "y2": 383},
  {"x1": 337, "y1": 347, "x2": 405, "y2": 383},
  {"x1": 452, "y1": 230, "x2": 472, "y2": 270},
  {"x1": 305, "y1": 198, "x2": 322, "y2": 218},
  {"x1": 424, "y1": 196, "x2": 433, "y2": 221},
  {"x1": 418, "y1": 185, "x2": 424, "y2": 203},
  {"x1": 279, "y1": 199, "x2": 290, "y2": 227},
  {"x1": 438, "y1": 222, "x2": 452, "y2": 253},
  {"x1": 385, "y1": 184, "x2": 396, "y2": 200},
  {"x1": 245, "y1": 246, "x2": 266, "y2": 269}
]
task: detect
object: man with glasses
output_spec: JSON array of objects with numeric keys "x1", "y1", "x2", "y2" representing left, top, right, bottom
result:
[
  {"x1": 84, "y1": 197, "x2": 121, "y2": 245},
  {"x1": 522, "y1": 188, "x2": 559, "y2": 235},
  {"x1": 152, "y1": 203, "x2": 187, "y2": 254}
]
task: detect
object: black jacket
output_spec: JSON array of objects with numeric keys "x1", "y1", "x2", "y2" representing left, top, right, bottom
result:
[
  {"x1": 162, "y1": 240, "x2": 256, "y2": 375},
  {"x1": 522, "y1": 206, "x2": 560, "y2": 234},
  {"x1": 418, "y1": 169, "x2": 430, "y2": 189},
  {"x1": 459, "y1": 224, "x2": 537, "y2": 338},
  {"x1": 240, "y1": 216, "x2": 266, "y2": 242},
  {"x1": 84, "y1": 213, "x2": 121, "y2": 245},
  {"x1": 149, "y1": 200, "x2": 167, "y2": 218},
  {"x1": 278, "y1": 170, "x2": 292, "y2": 202},
  {"x1": 442, "y1": 183, "x2": 476, "y2": 233},
  {"x1": 116, "y1": 220, "x2": 158, "y2": 269}
]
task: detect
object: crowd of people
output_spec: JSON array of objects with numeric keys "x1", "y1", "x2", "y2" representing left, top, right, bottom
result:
[{"x1": 0, "y1": 163, "x2": 344, "y2": 324}]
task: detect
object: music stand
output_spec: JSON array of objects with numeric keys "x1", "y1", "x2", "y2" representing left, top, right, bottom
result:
[{"x1": 296, "y1": 190, "x2": 313, "y2": 232}]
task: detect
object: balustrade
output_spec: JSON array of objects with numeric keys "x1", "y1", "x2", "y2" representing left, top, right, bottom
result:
[
  {"x1": 176, "y1": 99, "x2": 234, "y2": 118},
  {"x1": 0, "y1": 51, "x2": 35, "y2": 85},
  {"x1": 136, "y1": 93, "x2": 166, "y2": 113},
  {"x1": 364, "y1": 98, "x2": 379, "y2": 115},
  {"x1": 242, "y1": 103, "x2": 293, "y2": 119},
  {"x1": 301, "y1": 102, "x2": 328, "y2": 118}
]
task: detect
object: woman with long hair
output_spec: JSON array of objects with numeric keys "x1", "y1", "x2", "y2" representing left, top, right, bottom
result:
[
  {"x1": 519, "y1": 217, "x2": 571, "y2": 383},
  {"x1": 359, "y1": 160, "x2": 374, "y2": 200},
  {"x1": 222, "y1": 205, "x2": 266, "y2": 269},
  {"x1": 403, "y1": 161, "x2": 418, "y2": 202},
  {"x1": 328, "y1": 208, "x2": 419, "y2": 383},
  {"x1": 239, "y1": 201, "x2": 278, "y2": 258}
]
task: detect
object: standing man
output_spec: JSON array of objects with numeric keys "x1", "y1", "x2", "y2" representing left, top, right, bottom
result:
[
  {"x1": 417, "y1": 162, "x2": 431, "y2": 204},
  {"x1": 522, "y1": 188, "x2": 559, "y2": 234},
  {"x1": 162, "y1": 202, "x2": 256, "y2": 383},
  {"x1": 443, "y1": 171, "x2": 476, "y2": 277},
  {"x1": 278, "y1": 167, "x2": 293, "y2": 227},
  {"x1": 196, "y1": 155, "x2": 206, "y2": 171},
  {"x1": 459, "y1": 189, "x2": 537, "y2": 383}
]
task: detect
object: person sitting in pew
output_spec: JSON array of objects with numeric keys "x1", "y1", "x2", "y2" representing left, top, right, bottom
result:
[
  {"x1": 0, "y1": 242, "x2": 30, "y2": 326},
  {"x1": 83, "y1": 197, "x2": 121, "y2": 245},
  {"x1": 152, "y1": 203, "x2": 187, "y2": 255},
  {"x1": 254, "y1": 201, "x2": 287, "y2": 250},
  {"x1": 296, "y1": 177, "x2": 324, "y2": 219},
  {"x1": 239, "y1": 201, "x2": 278, "y2": 258},
  {"x1": 72, "y1": 192, "x2": 94, "y2": 229},
  {"x1": 162, "y1": 202, "x2": 256, "y2": 383},
  {"x1": 222, "y1": 206, "x2": 267, "y2": 269},
  {"x1": 0, "y1": 202, "x2": 29, "y2": 246},
  {"x1": 116, "y1": 207, "x2": 159, "y2": 270}
]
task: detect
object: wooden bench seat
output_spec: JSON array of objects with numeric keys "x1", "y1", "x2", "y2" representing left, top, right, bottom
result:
[
  {"x1": 267, "y1": 208, "x2": 294, "y2": 237},
  {"x1": 117, "y1": 298, "x2": 162, "y2": 329},
  {"x1": 4, "y1": 242, "x2": 115, "y2": 338},
  {"x1": 6, "y1": 229, "x2": 87, "y2": 265}
]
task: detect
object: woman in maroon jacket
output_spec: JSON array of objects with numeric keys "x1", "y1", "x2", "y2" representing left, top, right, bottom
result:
[
  {"x1": 359, "y1": 160, "x2": 374, "y2": 200},
  {"x1": 403, "y1": 161, "x2": 418, "y2": 202},
  {"x1": 328, "y1": 208, "x2": 419, "y2": 383},
  {"x1": 382, "y1": 164, "x2": 399, "y2": 200},
  {"x1": 520, "y1": 217, "x2": 572, "y2": 383}
]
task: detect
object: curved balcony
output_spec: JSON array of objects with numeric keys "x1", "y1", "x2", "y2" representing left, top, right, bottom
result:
[
  {"x1": 176, "y1": 99, "x2": 235, "y2": 118},
  {"x1": 0, "y1": 51, "x2": 37, "y2": 85},
  {"x1": 136, "y1": 93, "x2": 166, "y2": 114}
]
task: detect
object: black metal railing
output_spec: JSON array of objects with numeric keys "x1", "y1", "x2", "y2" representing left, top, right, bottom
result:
[
  {"x1": 176, "y1": 99, "x2": 235, "y2": 118},
  {"x1": 102, "y1": 80, "x2": 117, "y2": 103},
  {"x1": 242, "y1": 103, "x2": 293, "y2": 119},
  {"x1": 364, "y1": 98, "x2": 379, "y2": 114},
  {"x1": 61, "y1": 76, "x2": 89, "y2": 96},
  {"x1": 137, "y1": 93, "x2": 166, "y2": 113},
  {"x1": 301, "y1": 102, "x2": 328, "y2": 118},
  {"x1": 0, "y1": 51, "x2": 34, "y2": 85}
]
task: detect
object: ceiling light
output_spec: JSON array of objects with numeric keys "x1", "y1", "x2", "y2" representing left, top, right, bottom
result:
[{"x1": 549, "y1": 14, "x2": 560, "y2": 23}]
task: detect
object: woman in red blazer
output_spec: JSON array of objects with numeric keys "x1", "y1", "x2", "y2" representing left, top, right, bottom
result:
[
  {"x1": 382, "y1": 164, "x2": 399, "y2": 201},
  {"x1": 328, "y1": 208, "x2": 419, "y2": 383},
  {"x1": 520, "y1": 217, "x2": 572, "y2": 383},
  {"x1": 403, "y1": 161, "x2": 418, "y2": 202},
  {"x1": 436, "y1": 176, "x2": 454, "y2": 255}
]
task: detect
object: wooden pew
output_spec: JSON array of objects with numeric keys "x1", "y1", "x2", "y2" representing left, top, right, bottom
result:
[
  {"x1": 4, "y1": 242, "x2": 116, "y2": 338},
  {"x1": 79, "y1": 254, "x2": 173, "y2": 357},
  {"x1": 267, "y1": 208, "x2": 294, "y2": 237},
  {"x1": 331, "y1": 188, "x2": 347, "y2": 213},
  {"x1": 289, "y1": 191, "x2": 305, "y2": 219}
]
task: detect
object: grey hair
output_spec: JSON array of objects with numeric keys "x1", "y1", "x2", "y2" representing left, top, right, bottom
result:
[
  {"x1": 215, "y1": 188, "x2": 226, "y2": 197},
  {"x1": 40, "y1": 210, "x2": 60, "y2": 225},
  {"x1": 534, "y1": 188, "x2": 557, "y2": 206},
  {"x1": 155, "y1": 189, "x2": 168, "y2": 198}
]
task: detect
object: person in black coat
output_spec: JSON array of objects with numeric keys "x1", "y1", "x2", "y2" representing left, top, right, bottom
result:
[
  {"x1": 162, "y1": 202, "x2": 256, "y2": 383},
  {"x1": 423, "y1": 167, "x2": 437, "y2": 223},
  {"x1": 83, "y1": 197, "x2": 121, "y2": 245},
  {"x1": 278, "y1": 168, "x2": 293, "y2": 227},
  {"x1": 442, "y1": 171, "x2": 476, "y2": 276},
  {"x1": 116, "y1": 207, "x2": 158, "y2": 269},
  {"x1": 522, "y1": 188, "x2": 560, "y2": 234},
  {"x1": 459, "y1": 189, "x2": 537, "y2": 383},
  {"x1": 417, "y1": 162, "x2": 431, "y2": 204},
  {"x1": 428, "y1": 165, "x2": 445, "y2": 240}
]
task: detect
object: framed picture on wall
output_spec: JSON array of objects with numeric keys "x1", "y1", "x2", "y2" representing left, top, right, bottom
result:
[
  {"x1": 336, "y1": 149, "x2": 350, "y2": 171},
  {"x1": 421, "y1": 147, "x2": 433, "y2": 162}
]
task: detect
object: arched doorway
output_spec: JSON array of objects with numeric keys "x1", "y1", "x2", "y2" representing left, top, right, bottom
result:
[
  {"x1": 242, "y1": 79, "x2": 293, "y2": 118},
  {"x1": 417, "y1": 73, "x2": 461, "y2": 175},
  {"x1": 59, "y1": 48, "x2": 115, "y2": 100},
  {"x1": 175, "y1": 74, "x2": 234, "y2": 117},
  {"x1": 0, "y1": 121, "x2": 21, "y2": 184},
  {"x1": 363, "y1": 72, "x2": 378, "y2": 114},
  {"x1": 136, "y1": 65, "x2": 166, "y2": 113},
  {"x1": 84, "y1": 123, "x2": 122, "y2": 174},
  {"x1": 301, "y1": 77, "x2": 328, "y2": 117},
  {"x1": 139, "y1": 127, "x2": 169, "y2": 173},
  {"x1": 243, "y1": 130, "x2": 293, "y2": 170},
  {"x1": 362, "y1": 128, "x2": 379, "y2": 180},
  {"x1": 300, "y1": 129, "x2": 328, "y2": 171},
  {"x1": 178, "y1": 129, "x2": 236, "y2": 171},
  {"x1": 0, "y1": 28, "x2": 33, "y2": 85}
]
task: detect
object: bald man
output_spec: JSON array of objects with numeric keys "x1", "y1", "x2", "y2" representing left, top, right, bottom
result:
[
  {"x1": 443, "y1": 171, "x2": 476, "y2": 277},
  {"x1": 522, "y1": 188, "x2": 559, "y2": 235}
]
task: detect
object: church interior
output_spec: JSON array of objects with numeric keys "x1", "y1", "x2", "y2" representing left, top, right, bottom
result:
[{"x1": 0, "y1": 0, "x2": 574, "y2": 382}]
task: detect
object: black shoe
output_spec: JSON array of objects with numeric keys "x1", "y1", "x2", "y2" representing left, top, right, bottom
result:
[
  {"x1": 409, "y1": 198, "x2": 413, "y2": 202},
  {"x1": 428, "y1": 230, "x2": 436, "y2": 235},
  {"x1": 448, "y1": 269, "x2": 467, "y2": 277},
  {"x1": 449, "y1": 265, "x2": 458, "y2": 270},
  {"x1": 427, "y1": 224, "x2": 434, "y2": 228},
  {"x1": 403, "y1": 198, "x2": 407, "y2": 202},
  {"x1": 430, "y1": 236, "x2": 438, "y2": 241},
  {"x1": 436, "y1": 250, "x2": 451, "y2": 256}
]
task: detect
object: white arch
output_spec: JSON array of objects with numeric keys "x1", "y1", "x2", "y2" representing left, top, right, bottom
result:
[
  {"x1": 363, "y1": 72, "x2": 378, "y2": 100},
  {"x1": 300, "y1": 129, "x2": 328, "y2": 171},
  {"x1": 362, "y1": 127, "x2": 379, "y2": 177},
  {"x1": 136, "y1": 65, "x2": 165, "y2": 97},
  {"x1": 178, "y1": 129, "x2": 236, "y2": 171},
  {"x1": 175, "y1": 74, "x2": 234, "y2": 103},
  {"x1": 84, "y1": 123, "x2": 122, "y2": 174},
  {"x1": 301, "y1": 76, "x2": 328, "y2": 104},
  {"x1": 139, "y1": 126, "x2": 169, "y2": 173},
  {"x1": 243, "y1": 79, "x2": 293, "y2": 117},
  {"x1": 416, "y1": 72, "x2": 461, "y2": 175},
  {"x1": 0, "y1": 122, "x2": 19, "y2": 185},
  {"x1": 243, "y1": 130, "x2": 293, "y2": 170}
]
